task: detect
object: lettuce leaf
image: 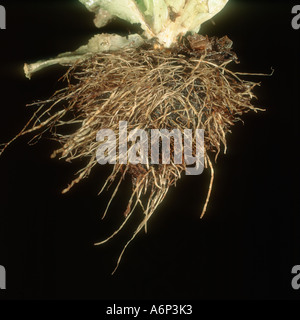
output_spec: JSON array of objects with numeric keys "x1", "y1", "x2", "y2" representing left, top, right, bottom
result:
[
  {"x1": 24, "y1": 0, "x2": 229, "y2": 77},
  {"x1": 80, "y1": 0, "x2": 229, "y2": 46}
]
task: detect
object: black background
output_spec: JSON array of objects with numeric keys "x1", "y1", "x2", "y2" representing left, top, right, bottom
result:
[{"x1": 0, "y1": 0, "x2": 299, "y2": 300}]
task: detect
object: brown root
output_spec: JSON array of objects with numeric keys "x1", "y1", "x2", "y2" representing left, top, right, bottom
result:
[{"x1": 0, "y1": 36, "x2": 264, "y2": 273}]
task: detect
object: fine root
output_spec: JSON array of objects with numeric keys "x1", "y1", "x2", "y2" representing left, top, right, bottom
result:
[{"x1": 1, "y1": 36, "x2": 264, "y2": 272}]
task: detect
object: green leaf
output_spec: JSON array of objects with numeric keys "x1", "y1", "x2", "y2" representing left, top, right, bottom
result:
[{"x1": 79, "y1": 0, "x2": 155, "y2": 38}]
